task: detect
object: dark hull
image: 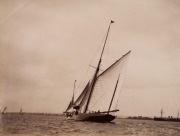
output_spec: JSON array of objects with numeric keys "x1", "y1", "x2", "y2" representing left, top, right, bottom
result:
[
  {"x1": 154, "y1": 117, "x2": 180, "y2": 122},
  {"x1": 73, "y1": 113, "x2": 116, "y2": 123}
]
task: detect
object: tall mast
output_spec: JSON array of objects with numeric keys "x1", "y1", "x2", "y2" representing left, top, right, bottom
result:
[
  {"x1": 108, "y1": 74, "x2": 120, "y2": 113},
  {"x1": 160, "y1": 108, "x2": 164, "y2": 118},
  {"x1": 72, "y1": 80, "x2": 76, "y2": 104},
  {"x1": 177, "y1": 109, "x2": 179, "y2": 119},
  {"x1": 64, "y1": 80, "x2": 76, "y2": 112},
  {"x1": 20, "y1": 108, "x2": 23, "y2": 114},
  {"x1": 84, "y1": 20, "x2": 114, "y2": 113},
  {"x1": 2, "y1": 106, "x2": 7, "y2": 114}
]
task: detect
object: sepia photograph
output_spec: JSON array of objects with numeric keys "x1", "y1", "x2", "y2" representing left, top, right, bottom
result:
[{"x1": 0, "y1": 0, "x2": 180, "y2": 136}]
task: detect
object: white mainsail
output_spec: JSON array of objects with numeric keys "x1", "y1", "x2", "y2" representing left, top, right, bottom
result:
[{"x1": 87, "y1": 51, "x2": 131, "y2": 112}]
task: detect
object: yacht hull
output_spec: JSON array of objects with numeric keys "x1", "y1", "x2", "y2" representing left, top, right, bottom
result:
[{"x1": 73, "y1": 113, "x2": 116, "y2": 123}]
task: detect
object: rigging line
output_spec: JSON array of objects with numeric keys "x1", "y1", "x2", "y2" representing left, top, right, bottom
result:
[
  {"x1": 115, "y1": 77, "x2": 125, "y2": 108},
  {"x1": 89, "y1": 92, "x2": 104, "y2": 110},
  {"x1": 89, "y1": 25, "x2": 110, "y2": 65},
  {"x1": 100, "y1": 77, "x2": 112, "y2": 102},
  {"x1": 115, "y1": 56, "x2": 130, "y2": 109},
  {"x1": 0, "y1": 0, "x2": 32, "y2": 25},
  {"x1": 74, "y1": 28, "x2": 108, "y2": 93},
  {"x1": 99, "y1": 78, "x2": 112, "y2": 110},
  {"x1": 98, "y1": 51, "x2": 131, "y2": 78},
  {"x1": 74, "y1": 66, "x2": 90, "y2": 94},
  {"x1": 89, "y1": 78, "x2": 110, "y2": 109},
  {"x1": 105, "y1": 26, "x2": 112, "y2": 57},
  {"x1": 108, "y1": 74, "x2": 120, "y2": 113}
]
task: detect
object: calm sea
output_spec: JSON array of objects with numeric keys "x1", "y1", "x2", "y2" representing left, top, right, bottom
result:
[{"x1": 0, "y1": 113, "x2": 179, "y2": 136}]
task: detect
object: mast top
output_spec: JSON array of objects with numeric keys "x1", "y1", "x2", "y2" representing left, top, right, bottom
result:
[
  {"x1": 111, "y1": 20, "x2": 115, "y2": 23},
  {"x1": 99, "y1": 20, "x2": 114, "y2": 62},
  {"x1": 178, "y1": 109, "x2": 179, "y2": 118}
]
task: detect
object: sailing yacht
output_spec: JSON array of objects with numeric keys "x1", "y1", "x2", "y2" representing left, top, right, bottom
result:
[
  {"x1": 2, "y1": 107, "x2": 7, "y2": 114},
  {"x1": 64, "y1": 20, "x2": 131, "y2": 122},
  {"x1": 20, "y1": 108, "x2": 23, "y2": 115}
]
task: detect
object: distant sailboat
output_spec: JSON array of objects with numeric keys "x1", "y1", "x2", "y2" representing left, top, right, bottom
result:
[
  {"x1": 177, "y1": 109, "x2": 179, "y2": 119},
  {"x1": 2, "y1": 107, "x2": 7, "y2": 114},
  {"x1": 64, "y1": 20, "x2": 131, "y2": 123},
  {"x1": 65, "y1": 80, "x2": 76, "y2": 119},
  {"x1": 20, "y1": 108, "x2": 23, "y2": 115}
]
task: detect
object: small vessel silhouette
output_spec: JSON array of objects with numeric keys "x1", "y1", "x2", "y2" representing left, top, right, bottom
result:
[{"x1": 154, "y1": 108, "x2": 180, "y2": 122}]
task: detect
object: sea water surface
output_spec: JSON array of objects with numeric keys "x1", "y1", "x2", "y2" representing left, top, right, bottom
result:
[{"x1": 0, "y1": 113, "x2": 180, "y2": 136}]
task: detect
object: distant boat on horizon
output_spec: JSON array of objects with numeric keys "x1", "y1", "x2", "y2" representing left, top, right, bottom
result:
[
  {"x1": 154, "y1": 108, "x2": 180, "y2": 122},
  {"x1": 64, "y1": 20, "x2": 131, "y2": 123},
  {"x1": 2, "y1": 106, "x2": 7, "y2": 114},
  {"x1": 20, "y1": 108, "x2": 23, "y2": 115}
]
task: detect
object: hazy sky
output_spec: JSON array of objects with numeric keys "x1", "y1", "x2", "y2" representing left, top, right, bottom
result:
[{"x1": 0, "y1": 0, "x2": 180, "y2": 117}]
